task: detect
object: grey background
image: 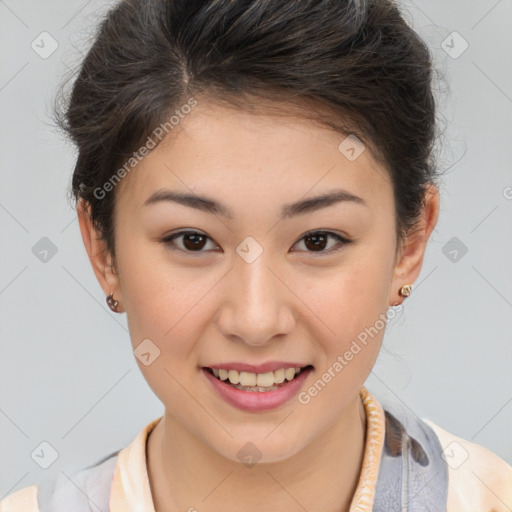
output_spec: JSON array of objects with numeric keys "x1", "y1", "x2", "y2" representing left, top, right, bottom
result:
[{"x1": 1, "y1": 0, "x2": 511, "y2": 500}]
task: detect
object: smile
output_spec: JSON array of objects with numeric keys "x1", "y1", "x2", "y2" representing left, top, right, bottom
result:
[
  {"x1": 206, "y1": 366, "x2": 311, "y2": 391},
  {"x1": 202, "y1": 365, "x2": 314, "y2": 412}
]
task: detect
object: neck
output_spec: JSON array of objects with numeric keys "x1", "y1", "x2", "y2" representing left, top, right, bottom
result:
[{"x1": 147, "y1": 393, "x2": 367, "y2": 512}]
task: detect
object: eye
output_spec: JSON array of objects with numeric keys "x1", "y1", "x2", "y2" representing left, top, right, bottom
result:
[
  {"x1": 161, "y1": 229, "x2": 351, "y2": 255},
  {"x1": 291, "y1": 230, "x2": 352, "y2": 255},
  {"x1": 161, "y1": 230, "x2": 219, "y2": 254}
]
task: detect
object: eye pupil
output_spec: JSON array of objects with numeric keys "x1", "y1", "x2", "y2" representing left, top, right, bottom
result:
[
  {"x1": 183, "y1": 233, "x2": 207, "y2": 251},
  {"x1": 305, "y1": 233, "x2": 327, "y2": 252}
]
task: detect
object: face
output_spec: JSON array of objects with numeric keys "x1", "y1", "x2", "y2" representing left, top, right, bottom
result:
[{"x1": 80, "y1": 97, "x2": 438, "y2": 464}]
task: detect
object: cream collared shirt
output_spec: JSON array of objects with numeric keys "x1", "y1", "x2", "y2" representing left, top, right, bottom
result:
[{"x1": 1, "y1": 388, "x2": 511, "y2": 511}]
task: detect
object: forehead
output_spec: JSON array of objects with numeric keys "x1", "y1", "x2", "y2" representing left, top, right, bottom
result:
[{"x1": 115, "y1": 99, "x2": 393, "y2": 217}]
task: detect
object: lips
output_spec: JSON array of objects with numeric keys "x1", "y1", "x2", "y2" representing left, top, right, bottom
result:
[{"x1": 202, "y1": 364, "x2": 314, "y2": 412}]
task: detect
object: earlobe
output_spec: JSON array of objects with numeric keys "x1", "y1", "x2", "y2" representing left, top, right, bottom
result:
[
  {"x1": 388, "y1": 184, "x2": 440, "y2": 306},
  {"x1": 77, "y1": 199, "x2": 122, "y2": 310}
]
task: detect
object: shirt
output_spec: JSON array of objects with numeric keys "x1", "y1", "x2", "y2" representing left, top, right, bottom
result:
[{"x1": 1, "y1": 386, "x2": 511, "y2": 511}]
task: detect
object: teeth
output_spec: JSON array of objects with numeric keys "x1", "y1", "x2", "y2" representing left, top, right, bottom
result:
[
  {"x1": 285, "y1": 368, "x2": 296, "y2": 381},
  {"x1": 239, "y1": 371, "x2": 256, "y2": 386},
  {"x1": 210, "y1": 366, "x2": 306, "y2": 388},
  {"x1": 274, "y1": 368, "x2": 285, "y2": 384},
  {"x1": 256, "y1": 372, "x2": 274, "y2": 387},
  {"x1": 228, "y1": 369, "x2": 240, "y2": 384}
]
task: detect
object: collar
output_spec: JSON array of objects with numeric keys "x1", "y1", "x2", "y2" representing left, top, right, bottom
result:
[{"x1": 109, "y1": 386, "x2": 386, "y2": 512}]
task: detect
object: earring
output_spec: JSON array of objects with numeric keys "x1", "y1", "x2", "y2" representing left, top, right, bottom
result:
[
  {"x1": 399, "y1": 284, "x2": 413, "y2": 298},
  {"x1": 391, "y1": 284, "x2": 413, "y2": 307},
  {"x1": 106, "y1": 294, "x2": 120, "y2": 312}
]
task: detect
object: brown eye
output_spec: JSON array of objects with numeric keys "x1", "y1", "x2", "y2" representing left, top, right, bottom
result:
[
  {"x1": 182, "y1": 232, "x2": 207, "y2": 251},
  {"x1": 292, "y1": 231, "x2": 351, "y2": 254},
  {"x1": 161, "y1": 229, "x2": 351, "y2": 256},
  {"x1": 161, "y1": 231, "x2": 219, "y2": 253}
]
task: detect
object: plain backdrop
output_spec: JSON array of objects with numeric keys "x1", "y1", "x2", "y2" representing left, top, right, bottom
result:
[{"x1": 1, "y1": 0, "x2": 511, "y2": 499}]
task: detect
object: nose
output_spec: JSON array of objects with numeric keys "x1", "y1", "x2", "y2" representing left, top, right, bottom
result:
[{"x1": 215, "y1": 252, "x2": 296, "y2": 347}]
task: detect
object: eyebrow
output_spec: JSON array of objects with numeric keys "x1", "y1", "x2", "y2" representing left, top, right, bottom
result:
[{"x1": 142, "y1": 188, "x2": 367, "y2": 220}]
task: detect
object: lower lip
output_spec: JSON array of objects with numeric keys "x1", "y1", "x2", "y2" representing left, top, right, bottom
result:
[{"x1": 202, "y1": 367, "x2": 313, "y2": 412}]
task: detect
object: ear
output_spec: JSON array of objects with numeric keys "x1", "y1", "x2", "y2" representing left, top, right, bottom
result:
[
  {"x1": 77, "y1": 198, "x2": 123, "y2": 312},
  {"x1": 388, "y1": 184, "x2": 440, "y2": 306}
]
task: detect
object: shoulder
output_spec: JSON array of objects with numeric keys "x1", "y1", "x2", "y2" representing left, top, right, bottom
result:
[
  {"x1": 0, "y1": 416, "x2": 161, "y2": 512},
  {"x1": 371, "y1": 389, "x2": 511, "y2": 511},
  {"x1": 0, "y1": 485, "x2": 38, "y2": 512},
  {"x1": 0, "y1": 451, "x2": 119, "y2": 512},
  {"x1": 425, "y1": 419, "x2": 512, "y2": 512}
]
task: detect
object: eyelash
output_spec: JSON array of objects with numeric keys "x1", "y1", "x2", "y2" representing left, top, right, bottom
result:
[{"x1": 160, "y1": 230, "x2": 352, "y2": 256}]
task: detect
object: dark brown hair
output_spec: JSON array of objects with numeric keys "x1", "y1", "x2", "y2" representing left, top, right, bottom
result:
[{"x1": 54, "y1": 0, "x2": 442, "y2": 265}]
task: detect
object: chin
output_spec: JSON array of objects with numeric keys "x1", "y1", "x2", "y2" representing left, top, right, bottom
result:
[{"x1": 211, "y1": 431, "x2": 308, "y2": 466}]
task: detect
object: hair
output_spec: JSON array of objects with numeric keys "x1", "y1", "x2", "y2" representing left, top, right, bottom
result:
[{"x1": 54, "y1": 0, "x2": 443, "y2": 266}]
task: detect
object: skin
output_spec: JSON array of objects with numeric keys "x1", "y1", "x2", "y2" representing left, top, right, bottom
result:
[{"x1": 78, "y1": 98, "x2": 439, "y2": 512}]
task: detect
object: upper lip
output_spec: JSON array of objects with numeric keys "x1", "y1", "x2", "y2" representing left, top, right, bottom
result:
[{"x1": 204, "y1": 362, "x2": 311, "y2": 374}]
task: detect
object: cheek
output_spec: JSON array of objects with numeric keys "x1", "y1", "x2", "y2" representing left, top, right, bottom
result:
[
  {"x1": 295, "y1": 272, "x2": 388, "y2": 418},
  {"x1": 307, "y1": 252, "x2": 392, "y2": 325},
  {"x1": 300, "y1": 248, "x2": 393, "y2": 370},
  {"x1": 117, "y1": 243, "x2": 218, "y2": 373},
  {"x1": 119, "y1": 259, "x2": 212, "y2": 409}
]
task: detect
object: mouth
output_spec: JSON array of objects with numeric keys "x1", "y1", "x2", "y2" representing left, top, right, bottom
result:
[{"x1": 204, "y1": 365, "x2": 314, "y2": 392}]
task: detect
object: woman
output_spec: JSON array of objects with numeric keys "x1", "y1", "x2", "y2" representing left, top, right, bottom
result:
[{"x1": 1, "y1": 0, "x2": 510, "y2": 511}]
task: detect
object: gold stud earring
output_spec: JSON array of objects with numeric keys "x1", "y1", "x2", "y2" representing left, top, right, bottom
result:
[
  {"x1": 399, "y1": 284, "x2": 413, "y2": 298},
  {"x1": 391, "y1": 284, "x2": 413, "y2": 307}
]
